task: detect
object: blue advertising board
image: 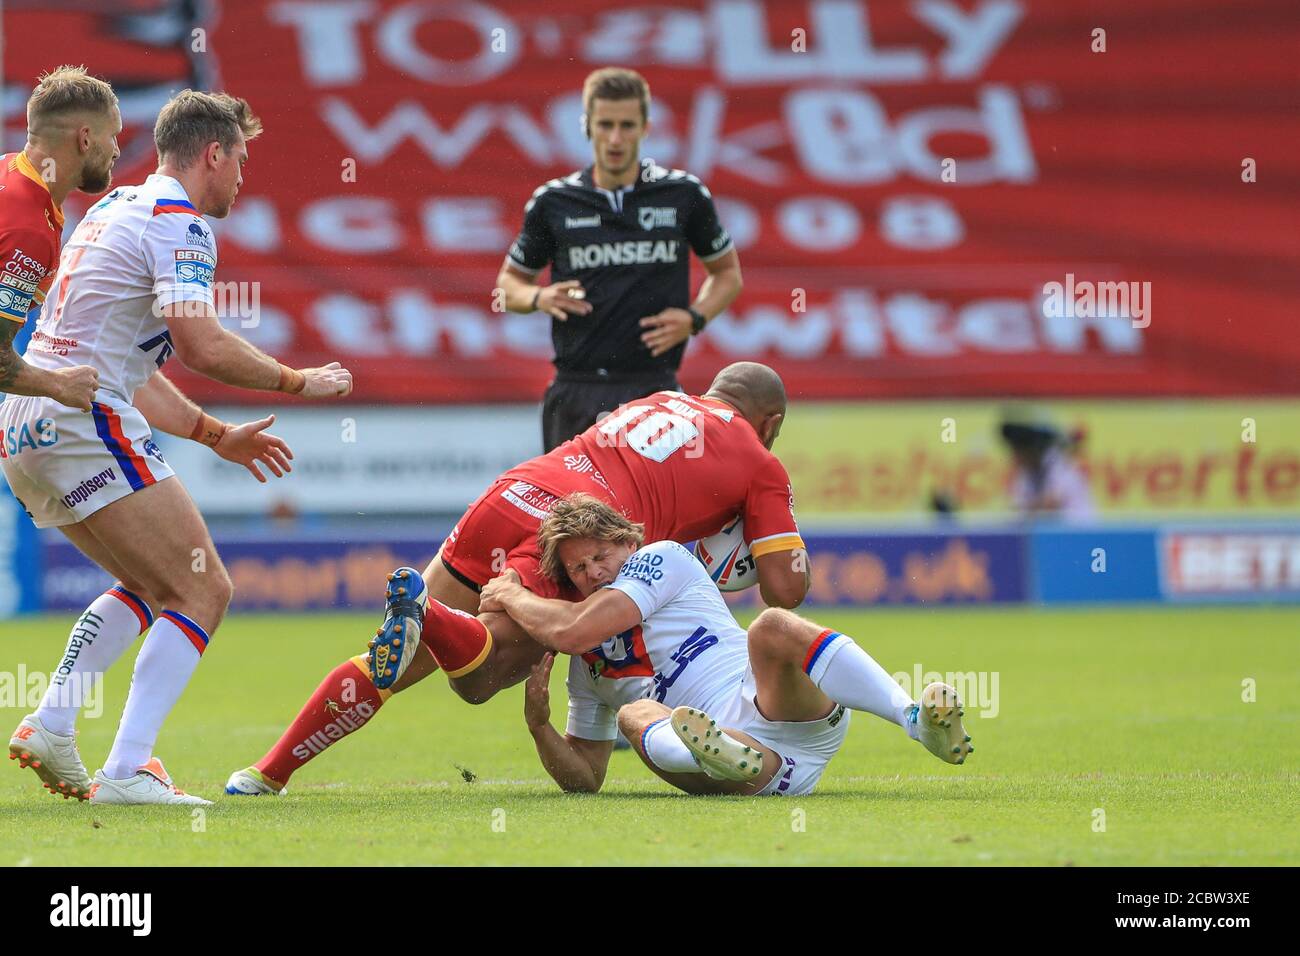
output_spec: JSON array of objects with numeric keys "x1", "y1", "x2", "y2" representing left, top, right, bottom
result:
[
  {"x1": 727, "y1": 532, "x2": 1029, "y2": 608},
  {"x1": 25, "y1": 524, "x2": 1300, "y2": 616},
  {"x1": 41, "y1": 534, "x2": 442, "y2": 614},
  {"x1": 40, "y1": 529, "x2": 1030, "y2": 613},
  {"x1": 1029, "y1": 529, "x2": 1162, "y2": 604}
]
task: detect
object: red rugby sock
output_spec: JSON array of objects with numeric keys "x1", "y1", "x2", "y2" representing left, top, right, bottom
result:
[
  {"x1": 255, "y1": 657, "x2": 386, "y2": 786},
  {"x1": 421, "y1": 600, "x2": 493, "y2": 677}
]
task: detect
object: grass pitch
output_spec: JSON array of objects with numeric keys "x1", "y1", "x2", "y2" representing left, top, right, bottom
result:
[{"x1": 1, "y1": 606, "x2": 1296, "y2": 866}]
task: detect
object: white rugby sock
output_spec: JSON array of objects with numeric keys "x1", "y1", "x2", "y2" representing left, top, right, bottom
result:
[
  {"x1": 804, "y1": 630, "x2": 914, "y2": 728},
  {"x1": 35, "y1": 586, "x2": 153, "y2": 736},
  {"x1": 102, "y1": 610, "x2": 209, "y2": 780},
  {"x1": 641, "y1": 718, "x2": 701, "y2": 774}
]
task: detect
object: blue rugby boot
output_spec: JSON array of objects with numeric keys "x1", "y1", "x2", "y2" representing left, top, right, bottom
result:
[{"x1": 368, "y1": 567, "x2": 428, "y2": 691}]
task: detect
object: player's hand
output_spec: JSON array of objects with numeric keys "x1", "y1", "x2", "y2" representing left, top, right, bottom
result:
[
  {"x1": 49, "y1": 365, "x2": 99, "y2": 412},
  {"x1": 524, "y1": 652, "x2": 554, "y2": 729},
  {"x1": 639, "y1": 308, "x2": 693, "y2": 357},
  {"x1": 479, "y1": 567, "x2": 522, "y2": 613},
  {"x1": 298, "y1": 362, "x2": 353, "y2": 399},
  {"x1": 214, "y1": 414, "x2": 294, "y2": 483},
  {"x1": 536, "y1": 280, "x2": 593, "y2": 321}
]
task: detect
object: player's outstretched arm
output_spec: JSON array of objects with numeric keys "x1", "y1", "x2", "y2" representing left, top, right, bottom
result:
[
  {"x1": 133, "y1": 370, "x2": 211, "y2": 437},
  {"x1": 133, "y1": 371, "x2": 294, "y2": 483},
  {"x1": 0, "y1": 320, "x2": 99, "y2": 410},
  {"x1": 163, "y1": 302, "x2": 352, "y2": 398},
  {"x1": 480, "y1": 570, "x2": 642, "y2": 654},
  {"x1": 524, "y1": 653, "x2": 612, "y2": 793}
]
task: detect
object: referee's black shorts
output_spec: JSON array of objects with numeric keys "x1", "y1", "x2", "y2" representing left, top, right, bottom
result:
[{"x1": 542, "y1": 369, "x2": 680, "y2": 452}]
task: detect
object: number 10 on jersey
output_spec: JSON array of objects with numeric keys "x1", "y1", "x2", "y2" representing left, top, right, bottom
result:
[{"x1": 596, "y1": 402, "x2": 702, "y2": 463}]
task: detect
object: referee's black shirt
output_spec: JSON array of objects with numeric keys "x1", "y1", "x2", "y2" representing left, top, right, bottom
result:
[{"x1": 506, "y1": 161, "x2": 734, "y2": 378}]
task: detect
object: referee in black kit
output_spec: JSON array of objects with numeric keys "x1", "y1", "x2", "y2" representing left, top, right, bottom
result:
[{"x1": 495, "y1": 67, "x2": 744, "y2": 451}]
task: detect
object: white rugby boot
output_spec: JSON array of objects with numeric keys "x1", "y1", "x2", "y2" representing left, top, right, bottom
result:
[
  {"x1": 670, "y1": 705, "x2": 767, "y2": 782},
  {"x1": 89, "y1": 757, "x2": 212, "y2": 805},
  {"x1": 224, "y1": 766, "x2": 286, "y2": 797},
  {"x1": 8, "y1": 714, "x2": 93, "y2": 801},
  {"x1": 906, "y1": 682, "x2": 974, "y2": 765}
]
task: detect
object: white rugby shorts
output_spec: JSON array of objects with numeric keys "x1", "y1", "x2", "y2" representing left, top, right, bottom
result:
[
  {"x1": 0, "y1": 395, "x2": 174, "y2": 528},
  {"x1": 708, "y1": 664, "x2": 852, "y2": 797}
]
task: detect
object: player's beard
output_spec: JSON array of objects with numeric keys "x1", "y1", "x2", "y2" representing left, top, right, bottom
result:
[
  {"x1": 78, "y1": 151, "x2": 114, "y2": 194},
  {"x1": 209, "y1": 191, "x2": 236, "y2": 218}
]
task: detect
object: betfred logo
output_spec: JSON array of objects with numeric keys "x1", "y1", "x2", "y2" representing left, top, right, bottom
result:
[
  {"x1": 1163, "y1": 533, "x2": 1300, "y2": 595},
  {"x1": 175, "y1": 248, "x2": 215, "y2": 265},
  {"x1": 0, "y1": 271, "x2": 37, "y2": 293}
]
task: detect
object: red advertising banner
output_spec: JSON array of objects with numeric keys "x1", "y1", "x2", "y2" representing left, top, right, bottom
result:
[{"x1": 4, "y1": 0, "x2": 1298, "y2": 402}]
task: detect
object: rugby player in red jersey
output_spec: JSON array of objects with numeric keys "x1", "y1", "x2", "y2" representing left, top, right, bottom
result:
[
  {"x1": 228, "y1": 362, "x2": 809, "y2": 795},
  {"x1": 0, "y1": 67, "x2": 119, "y2": 410}
]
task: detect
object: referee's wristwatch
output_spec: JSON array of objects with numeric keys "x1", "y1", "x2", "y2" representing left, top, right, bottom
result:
[{"x1": 687, "y1": 307, "x2": 708, "y2": 336}]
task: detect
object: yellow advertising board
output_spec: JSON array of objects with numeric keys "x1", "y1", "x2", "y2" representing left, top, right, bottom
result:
[{"x1": 780, "y1": 400, "x2": 1300, "y2": 520}]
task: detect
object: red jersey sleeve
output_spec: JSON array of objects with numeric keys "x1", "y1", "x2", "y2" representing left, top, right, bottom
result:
[
  {"x1": 0, "y1": 224, "x2": 58, "y2": 324},
  {"x1": 744, "y1": 453, "x2": 804, "y2": 558}
]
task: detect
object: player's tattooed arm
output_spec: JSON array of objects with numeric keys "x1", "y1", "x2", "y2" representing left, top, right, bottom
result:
[
  {"x1": 0, "y1": 321, "x2": 23, "y2": 391},
  {"x1": 0, "y1": 320, "x2": 99, "y2": 410}
]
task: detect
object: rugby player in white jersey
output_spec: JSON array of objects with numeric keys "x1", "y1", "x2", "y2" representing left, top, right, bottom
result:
[
  {"x1": 480, "y1": 495, "x2": 974, "y2": 797},
  {"x1": 3, "y1": 90, "x2": 352, "y2": 805}
]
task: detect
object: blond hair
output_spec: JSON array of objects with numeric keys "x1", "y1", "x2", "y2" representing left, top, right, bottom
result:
[
  {"x1": 538, "y1": 494, "x2": 645, "y2": 583},
  {"x1": 154, "y1": 90, "x2": 262, "y2": 169},
  {"x1": 582, "y1": 67, "x2": 650, "y2": 131},
  {"x1": 27, "y1": 66, "x2": 117, "y2": 131}
]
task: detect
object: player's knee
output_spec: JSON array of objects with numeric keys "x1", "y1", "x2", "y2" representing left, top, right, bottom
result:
[
  {"x1": 203, "y1": 565, "x2": 235, "y2": 617},
  {"x1": 157, "y1": 563, "x2": 232, "y2": 626},
  {"x1": 616, "y1": 699, "x2": 660, "y2": 744},
  {"x1": 750, "y1": 607, "x2": 809, "y2": 661},
  {"x1": 447, "y1": 678, "x2": 494, "y2": 706},
  {"x1": 751, "y1": 606, "x2": 799, "y2": 642}
]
